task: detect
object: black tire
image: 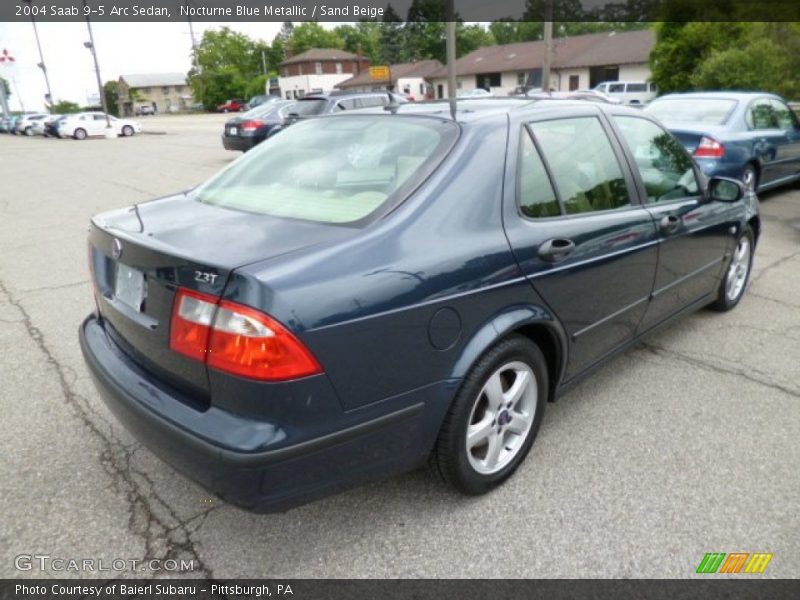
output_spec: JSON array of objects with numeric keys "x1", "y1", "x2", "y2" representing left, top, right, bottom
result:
[
  {"x1": 741, "y1": 164, "x2": 758, "y2": 194},
  {"x1": 430, "y1": 335, "x2": 548, "y2": 495},
  {"x1": 24, "y1": 126, "x2": 33, "y2": 136},
  {"x1": 122, "y1": 125, "x2": 134, "y2": 137},
  {"x1": 74, "y1": 128, "x2": 87, "y2": 140},
  {"x1": 710, "y1": 227, "x2": 754, "y2": 312}
]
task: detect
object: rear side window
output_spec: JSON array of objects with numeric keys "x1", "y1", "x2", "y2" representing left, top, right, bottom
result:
[
  {"x1": 192, "y1": 116, "x2": 458, "y2": 224},
  {"x1": 608, "y1": 83, "x2": 625, "y2": 93},
  {"x1": 614, "y1": 116, "x2": 699, "y2": 202},
  {"x1": 645, "y1": 98, "x2": 737, "y2": 125},
  {"x1": 627, "y1": 83, "x2": 647, "y2": 92},
  {"x1": 289, "y1": 99, "x2": 328, "y2": 116},
  {"x1": 517, "y1": 131, "x2": 559, "y2": 218},
  {"x1": 530, "y1": 117, "x2": 631, "y2": 215}
]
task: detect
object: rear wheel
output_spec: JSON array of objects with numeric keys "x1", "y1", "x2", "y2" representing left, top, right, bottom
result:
[
  {"x1": 122, "y1": 125, "x2": 134, "y2": 137},
  {"x1": 710, "y1": 227, "x2": 754, "y2": 312},
  {"x1": 24, "y1": 126, "x2": 33, "y2": 136},
  {"x1": 430, "y1": 335, "x2": 547, "y2": 494},
  {"x1": 73, "y1": 128, "x2": 87, "y2": 140}
]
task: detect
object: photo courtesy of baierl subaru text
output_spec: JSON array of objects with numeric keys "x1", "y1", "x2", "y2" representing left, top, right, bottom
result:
[{"x1": 1, "y1": 1, "x2": 799, "y2": 598}]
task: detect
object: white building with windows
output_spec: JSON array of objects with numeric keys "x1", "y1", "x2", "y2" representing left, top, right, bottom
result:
[
  {"x1": 277, "y1": 48, "x2": 370, "y2": 99},
  {"x1": 426, "y1": 29, "x2": 655, "y2": 98},
  {"x1": 335, "y1": 60, "x2": 443, "y2": 100}
]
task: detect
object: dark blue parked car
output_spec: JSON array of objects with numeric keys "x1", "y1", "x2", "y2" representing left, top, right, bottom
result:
[
  {"x1": 645, "y1": 92, "x2": 800, "y2": 193},
  {"x1": 80, "y1": 99, "x2": 759, "y2": 512}
]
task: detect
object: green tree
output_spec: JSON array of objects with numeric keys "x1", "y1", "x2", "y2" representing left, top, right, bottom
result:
[
  {"x1": 189, "y1": 27, "x2": 263, "y2": 109},
  {"x1": 103, "y1": 80, "x2": 119, "y2": 116},
  {"x1": 52, "y1": 100, "x2": 80, "y2": 114},
  {"x1": 691, "y1": 23, "x2": 800, "y2": 99},
  {"x1": 379, "y1": 4, "x2": 406, "y2": 64},
  {"x1": 286, "y1": 22, "x2": 344, "y2": 56},
  {"x1": 489, "y1": 20, "x2": 543, "y2": 44},
  {"x1": 335, "y1": 22, "x2": 382, "y2": 63},
  {"x1": 650, "y1": 22, "x2": 750, "y2": 93}
]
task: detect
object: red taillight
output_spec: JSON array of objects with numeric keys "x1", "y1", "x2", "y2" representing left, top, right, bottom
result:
[
  {"x1": 240, "y1": 119, "x2": 264, "y2": 131},
  {"x1": 694, "y1": 136, "x2": 725, "y2": 159},
  {"x1": 169, "y1": 288, "x2": 321, "y2": 381}
]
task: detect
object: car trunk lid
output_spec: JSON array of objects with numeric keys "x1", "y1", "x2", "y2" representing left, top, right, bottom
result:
[{"x1": 88, "y1": 193, "x2": 354, "y2": 407}]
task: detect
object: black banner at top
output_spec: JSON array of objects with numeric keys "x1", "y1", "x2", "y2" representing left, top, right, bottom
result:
[{"x1": 3, "y1": 0, "x2": 800, "y2": 22}]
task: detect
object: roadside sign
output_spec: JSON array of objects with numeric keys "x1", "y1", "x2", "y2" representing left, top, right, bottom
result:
[{"x1": 369, "y1": 66, "x2": 391, "y2": 81}]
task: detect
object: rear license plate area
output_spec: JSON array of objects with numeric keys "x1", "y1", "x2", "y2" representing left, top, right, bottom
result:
[
  {"x1": 229, "y1": 127, "x2": 238, "y2": 136},
  {"x1": 114, "y1": 263, "x2": 146, "y2": 312}
]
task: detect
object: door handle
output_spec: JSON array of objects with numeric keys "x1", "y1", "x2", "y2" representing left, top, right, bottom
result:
[
  {"x1": 659, "y1": 215, "x2": 681, "y2": 235},
  {"x1": 538, "y1": 238, "x2": 575, "y2": 262}
]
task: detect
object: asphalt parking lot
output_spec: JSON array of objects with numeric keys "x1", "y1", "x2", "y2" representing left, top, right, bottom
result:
[{"x1": 0, "y1": 113, "x2": 798, "y2": 579}]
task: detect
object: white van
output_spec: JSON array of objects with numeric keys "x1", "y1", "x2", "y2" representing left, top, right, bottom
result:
[{"x1": 593, "y1": 81, "x2": 657, "y2": 105}]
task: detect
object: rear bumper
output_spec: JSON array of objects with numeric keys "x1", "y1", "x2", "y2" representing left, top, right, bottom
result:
[
  {"x1": 79, "y1": 315, "x2": 451, "y2": 512},
  {"x1": 221, "y1": 135, "x2": 259, "y2": 152}
]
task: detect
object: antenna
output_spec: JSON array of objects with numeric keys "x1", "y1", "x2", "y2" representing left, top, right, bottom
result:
[{"x1": 383, "y1": 91, "x2": 400, "y2": 114}]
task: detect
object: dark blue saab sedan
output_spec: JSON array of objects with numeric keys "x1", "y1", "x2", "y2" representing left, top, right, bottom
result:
[
  {"x1": 645, "y1": 92, "x2": 800, "y2": 193},
  {"x1": 80, "y1": 99, "x2": 759, "y2": 512}
]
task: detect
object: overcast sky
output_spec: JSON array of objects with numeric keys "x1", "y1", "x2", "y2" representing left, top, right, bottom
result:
[{"x1": 0, "y1": 21, "x2": 296, "y2": 111}]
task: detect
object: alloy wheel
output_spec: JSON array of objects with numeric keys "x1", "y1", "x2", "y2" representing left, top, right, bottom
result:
[
  {"x1": 466, "y1": 361, "x2": 537, "y2": 475},
  {"x1": 725, "y1": 236, "x2": 751, "y2": 302}
]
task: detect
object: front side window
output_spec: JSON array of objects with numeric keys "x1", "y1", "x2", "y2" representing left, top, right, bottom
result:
[
  {"x1": 614, "y1": 116, "x2": 699, "y2": 202},
  {"x1": 192, "y1": 116, "x2": 457, "y2": 224},
  {"x1": 530, "y1": 117, "x2": 630, "y2": 215},
  {"x1": 769, "y1": 99, "x2": 799, "y2": 132},
  {"x1": 746, "y1": 100, "x2": 777, "y2": 129}
]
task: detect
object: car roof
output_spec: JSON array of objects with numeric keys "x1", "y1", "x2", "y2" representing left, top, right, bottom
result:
[
  {"x1": 653, "y1": 91, "x2": 782, "y2": 102},
  {"x1": 350, "y1": 97, "x2": 643, "y2": 123}
]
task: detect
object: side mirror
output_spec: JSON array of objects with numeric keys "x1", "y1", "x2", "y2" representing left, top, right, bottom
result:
[{"x1": 707, "y1": 177, "x2": 744, "y2": 203}]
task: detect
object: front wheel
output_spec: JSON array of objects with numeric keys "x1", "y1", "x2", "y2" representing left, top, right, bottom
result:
[
  {"x1": 430, "y1": 335, "x2": 548, "y2": 495},
  {"x1": 122, "y1": 125, "x2": 134, "y2": 137},
  {"x1": 710, "y1": 228, "x2": 754, "y2": 312},
  {"x1": 741, "y1": 165, "x2": 758, "y2": 194},
  {"x1": 24, "y1": 126, "x2": 33, "y2": 136}
]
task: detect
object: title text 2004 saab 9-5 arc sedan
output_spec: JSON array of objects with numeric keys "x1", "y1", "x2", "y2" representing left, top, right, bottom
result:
[{"x1": 80, "y1": 99, "x2": 759, "y2": 512}]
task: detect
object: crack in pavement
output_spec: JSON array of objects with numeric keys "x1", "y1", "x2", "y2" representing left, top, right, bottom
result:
[
  {"x1": 746, "y1": 292, "x2": 800, "y2": 311},
  {"x1": 18, "y1": 280, "x2": 91, "y2": 296},
  {"x1": 639, "y1": 342, "x2": 800, "y2": 400},
  {"x1": 0, "y1": 279, "x2": 218, "y2": 580},
  {"x1": 751, "y1": 250, "x2": 800, "y2": 284}
]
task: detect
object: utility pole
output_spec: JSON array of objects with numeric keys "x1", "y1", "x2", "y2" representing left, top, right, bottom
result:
[
  {"x1": 22, "y1": 0, "x2": 54, "y2": 111},
  {"x1": 445, "y1": 0, "x2": 456, "y2": 100},
  {"x1": 542, "y1": 0, "x2": 553, "y2": 92},
  {"x1": 82, "y1": 0, "x2": 112, "y2": 133},
  {"x1": 185, "y1": 0, "x2": 199, "y2": 71},
  {"x1": 0, "y1": 79, "x2": 10, "y2": 119}
]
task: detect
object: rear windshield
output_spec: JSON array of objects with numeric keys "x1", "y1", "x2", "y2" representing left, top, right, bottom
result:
[
  {"x1": 192, "y1": 116, "x2": 458, "y2": 224},
  {"x1": 288, "y1": 99, "x2": 329, "y2": 117},
  {"x1": 645, "y1": 98, "x2": 738, "y2": 125}
]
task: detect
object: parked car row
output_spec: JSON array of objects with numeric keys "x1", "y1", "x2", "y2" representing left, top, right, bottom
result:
[
  {"x1": 221, "y1": 91, "x2": 409, "y2": 153},
  {"x1": 1, "y1": 112, "x2": 142, "y2": 140}
]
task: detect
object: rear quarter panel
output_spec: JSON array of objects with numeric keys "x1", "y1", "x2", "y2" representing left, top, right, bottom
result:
[{"x1": 226, "y1": 117, "x2": 557, "y2": 410}]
